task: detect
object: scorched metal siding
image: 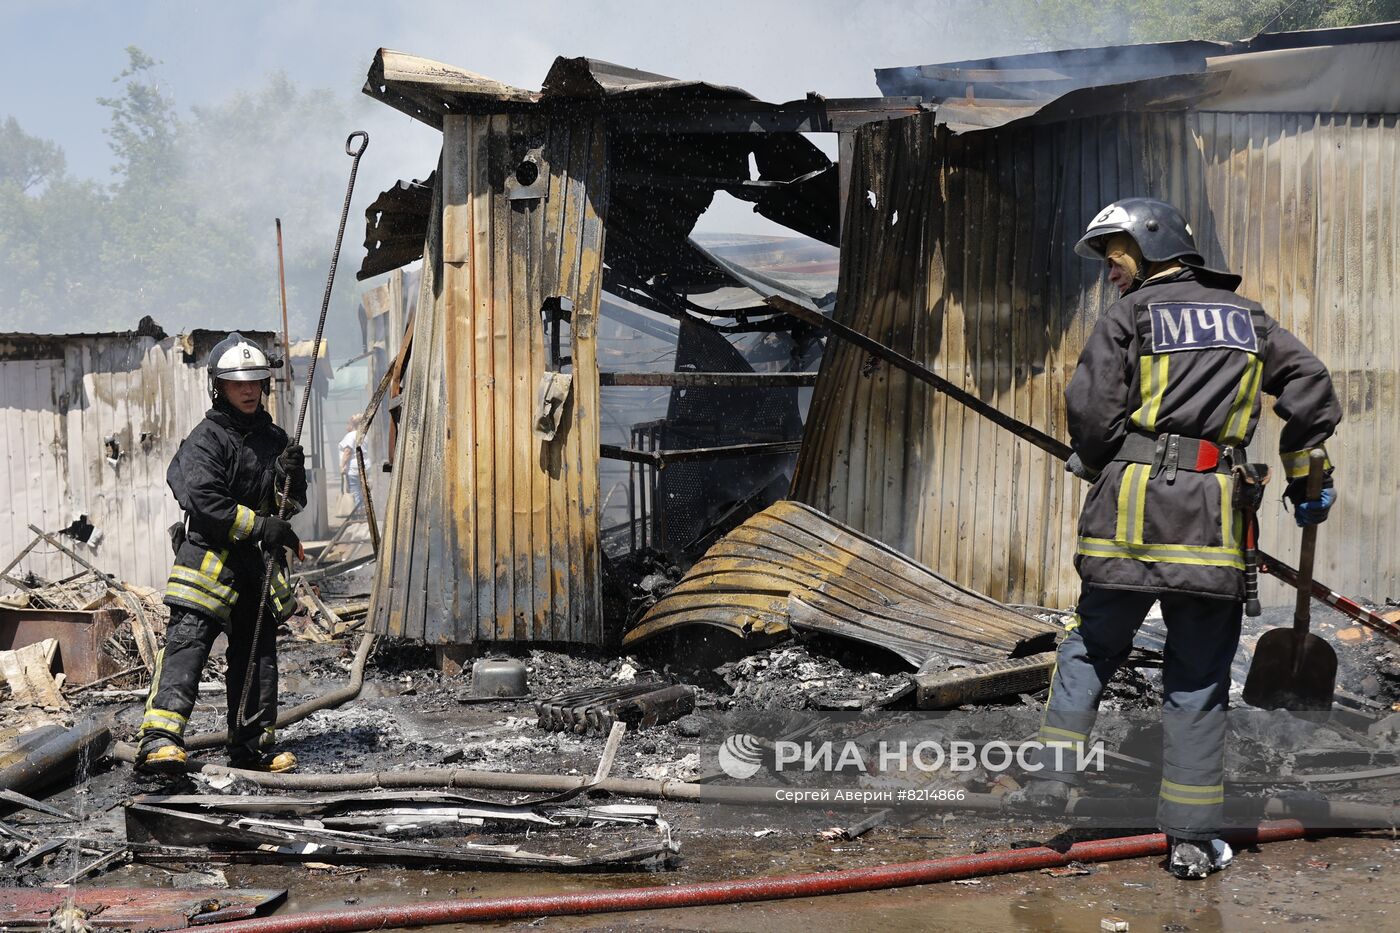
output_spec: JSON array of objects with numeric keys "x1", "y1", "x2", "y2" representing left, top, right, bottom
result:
[{"x1": 795, "y1": 110, "x2": 1399, "y2": 607}]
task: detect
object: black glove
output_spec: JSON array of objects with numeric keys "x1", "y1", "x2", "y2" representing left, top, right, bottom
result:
[
  {"x1": 255, "y1": 516, "x2": 302, "y2": 555},
  {"x1": 275, "y1": 444, "x2": 304, "y2": 480}
]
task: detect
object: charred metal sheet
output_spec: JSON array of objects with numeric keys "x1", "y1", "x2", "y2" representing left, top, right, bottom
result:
[
  {"x1": 792, "y1": 105, "x2": 1400, "y2": 608},
  {"x1": 125, "y1": 792, "x2": 676, "y2": 870},
  {"x1": 0, "y1": 886, "x2": 285, "y2": 930},
  {"x1": 536, "y1": 679, "x2": 695, "y2": 734},
  {"x1": 625, "y1": 500, "x2": 1057, "y2": 666},
  {"x1": 358, "y1": 173, "x2": 434, "y2": 281},
  {"x1": 878, "y1": 22, "x2": 1400, "y2": 133},
  {"x1": 360, "y1": 52, "x2": 838, "y2": 291}
]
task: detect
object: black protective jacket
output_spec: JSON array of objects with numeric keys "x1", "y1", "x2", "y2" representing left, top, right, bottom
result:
[
  {"x1": 1066, "y1": 268, "x2": 1342, "y2": 599},
  {"x1": 163, "y1": 401, "x2": 305, "y2": 622}
]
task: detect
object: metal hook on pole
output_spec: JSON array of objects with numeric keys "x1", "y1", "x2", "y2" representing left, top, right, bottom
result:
[{"x1": 236, "y1": 130, "x2": 369, "y2": 740}]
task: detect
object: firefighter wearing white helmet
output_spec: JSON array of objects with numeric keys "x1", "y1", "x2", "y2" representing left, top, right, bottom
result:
[
  {"x1": 1016, "y1": 197, "x2": 1342, "y2": 880},
  {"x1": 137, "y1": 332, "x2": 307, "y2": 775},
  {"x1": 206, "y1": 332, "x2": 274, "y2": 400}
]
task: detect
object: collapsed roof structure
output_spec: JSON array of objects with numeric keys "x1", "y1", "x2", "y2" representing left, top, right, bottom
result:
[{"x1": 358, "y1": 21, "x2": 1400, "y2": 659}]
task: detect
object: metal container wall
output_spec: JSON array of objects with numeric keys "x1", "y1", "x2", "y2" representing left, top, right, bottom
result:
[
  {"x1": 0, "y1": 331, "x2": 284, "y2": 591},
  {"x1": 795, "y1": 110, "x2": 1399, "y2": 608},
  {"x1": 370, "y1": 112, "x2": 608, "y2": 644}
]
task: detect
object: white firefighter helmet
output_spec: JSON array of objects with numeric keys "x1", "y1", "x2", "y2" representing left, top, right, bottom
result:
[{"x1": 207, "y1": 332, "x2": 275, "y2": 400}]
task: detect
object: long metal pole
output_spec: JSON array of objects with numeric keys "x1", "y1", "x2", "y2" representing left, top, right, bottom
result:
[
  {"x1": 236, "y1": 131, "x2": 368, "y2": 740},
  {"x1": 274, "y1": 218, "x2": 293, "y2": 393}
]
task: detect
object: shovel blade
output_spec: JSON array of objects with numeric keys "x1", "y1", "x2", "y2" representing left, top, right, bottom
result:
[{"x1": 1242, "y1": 627, "x2": 1338, "y2": 711}]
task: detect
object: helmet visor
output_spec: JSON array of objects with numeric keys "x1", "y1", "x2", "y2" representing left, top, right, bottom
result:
[{"x1": 215, "y1": 368, "x2": 272, "y2": 382}]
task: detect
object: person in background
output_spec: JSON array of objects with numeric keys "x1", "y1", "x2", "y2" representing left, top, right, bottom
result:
[{"x1": 338, "y1": 413, "x2": 365, "y2": 518}]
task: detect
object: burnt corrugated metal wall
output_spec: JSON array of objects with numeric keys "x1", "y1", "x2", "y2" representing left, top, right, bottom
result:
[
  {"x1": 0, "y1": 332, "x2": 285, "y2": 591},
  {"x1": 370, "y1": 112, "x2": 608, "y2": 643},
  {"x1": 795, "y1": 110, "x2": 1399, "y2": 607}
]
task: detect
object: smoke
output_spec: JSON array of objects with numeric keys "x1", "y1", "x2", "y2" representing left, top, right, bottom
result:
[{"x1": 1, "y1": 1, "x2": 1035, "y2": 356}]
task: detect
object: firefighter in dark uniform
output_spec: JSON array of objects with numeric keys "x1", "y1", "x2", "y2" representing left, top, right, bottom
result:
[
  {"x1": 135, "y1": 333, "x2": 306, "y2": 774},
  {"x1": 1021, "y1": 199, "x2": 1341, "y2": 878}
]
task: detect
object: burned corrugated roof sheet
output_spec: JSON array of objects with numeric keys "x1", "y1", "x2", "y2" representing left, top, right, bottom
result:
[
  {"x1": 881, "y1": 20, "x2": 1400, "y2": 133},
  {"x1": 625, "y1": 501, "x2": 1058, "y2": 667}
]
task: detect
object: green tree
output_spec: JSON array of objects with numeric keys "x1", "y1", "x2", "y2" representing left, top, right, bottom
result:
[
  {"x1": 0, "y1": 46, "x2": 365, "y2": 350},
  {"x1": 1017, "y1": 0, "x2": 1400, "y2": 47},
  {"x1": 97, "y1": 47, "x2": 182, "y2": 187},
  {"x1": 0, "y1": 117, "x2": 66, "y2": 192}
]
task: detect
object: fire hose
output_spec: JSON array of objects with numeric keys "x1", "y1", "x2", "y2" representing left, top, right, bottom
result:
[
  {"x1": 188, "y1": 820, "x2": 1321, "y2": 933},
  {"x1": 235, "y1": 131, "x2": 369, "y2": 740}
]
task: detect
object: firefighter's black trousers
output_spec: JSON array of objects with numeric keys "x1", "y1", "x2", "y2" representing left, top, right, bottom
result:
[
  {"x1": 141, "y1": 570, "x2": 279, "y2": 758},
  {"x1": 1033, "y1": 585, "x2": 1242, "y2": 840}
]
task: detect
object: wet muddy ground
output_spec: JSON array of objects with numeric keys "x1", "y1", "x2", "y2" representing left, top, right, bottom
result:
[{"x1": 5, "y1": 589, "x2": 1400, "y2": 930}]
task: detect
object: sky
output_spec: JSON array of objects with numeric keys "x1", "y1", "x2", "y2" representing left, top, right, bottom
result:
[{"x1": 0, "y1": 0, "x2": 1025, "y2": 235}]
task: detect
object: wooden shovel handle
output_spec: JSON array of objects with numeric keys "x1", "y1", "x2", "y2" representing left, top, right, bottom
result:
[{"x1": 1292, "y1": 449, "x2": 1326, "y2": 636}]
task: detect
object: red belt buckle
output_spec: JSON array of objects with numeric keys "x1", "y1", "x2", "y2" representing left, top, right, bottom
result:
[{"x1": 1194, "y1": 441, "x2": 1220, "y2": 471}]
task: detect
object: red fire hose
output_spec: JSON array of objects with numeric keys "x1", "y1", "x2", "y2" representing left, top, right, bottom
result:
[{"x1": 187, "y1": 820, "x2": 1315, "y2": 932}]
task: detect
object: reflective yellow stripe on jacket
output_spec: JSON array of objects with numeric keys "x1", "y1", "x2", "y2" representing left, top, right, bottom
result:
[
  {"x1": 229, "y1": 504, "x2": 257, "y2": 543},
  {"x1": 1130, "y1": 354, "x2": 1169, "y2": 432},
  {"x1": 1280, "y1": 447, "x2": 1333, "y2": 480}
]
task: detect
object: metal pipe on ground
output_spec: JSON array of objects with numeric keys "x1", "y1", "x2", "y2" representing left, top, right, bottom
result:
[
  {"x1": 100, "y1": 748, "x2": 1400, "y2": 829},
  {"x1": 0, "y1": 719, "x2": 111, "y2": 795},
  {"x1": 178, "y1": 820, "x2": 1322, "y2": 933},
  {"x1": 111, "y1": 633, "x2": 374, "y2": 761}
]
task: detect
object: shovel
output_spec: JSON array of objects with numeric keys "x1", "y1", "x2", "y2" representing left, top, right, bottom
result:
[{"x1": 1242, "y1": 450, "x2": 1337, "y2": 711}]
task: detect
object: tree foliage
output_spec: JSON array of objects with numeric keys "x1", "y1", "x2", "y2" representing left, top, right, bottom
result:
[
  {"x1": 1017, "y1": 0, "x2": 1400, "y2": 48},
  {"x1": 0, "y1": 47, "x2": 360, "y2": 353}
]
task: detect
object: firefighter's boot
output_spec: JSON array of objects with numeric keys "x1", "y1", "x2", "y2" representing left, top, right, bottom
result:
[{"x1": 135, "y1": 734, "x2": 188, "y2": 775}]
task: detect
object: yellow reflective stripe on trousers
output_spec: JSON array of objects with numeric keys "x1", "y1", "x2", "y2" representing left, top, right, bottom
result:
[
  {"x1": 1114, "y1": 464, "x2": 1150, "y2": 544},
  {"x1": 1159, "y1": 778, "x2": 1225, "y2": 806},
  {"x1": 229, "y1": 504, "x2": 256, "y2": 542},
  {"x1": 1216, "y1": 473, "x2": 1237, "y2": 547},
  {"x1": 1077, "y1": 537, "x2": 1245, "y2": 570},
  {"x1": 1219, "y1": 356, "x2": 1263, "y2": 445},
  {"x1": 141, "y1": 706, "x2": 189, "y2": 736},
  {"x1": 1039, "y1": 725, "x2": 1087, "y2": 744},
  {"x1": 1130, "y1": 354, "x2": 1169, "y2": 432},
  {"x1": 1281, "y1": 447, "x2": 1333, "y2": 479}
]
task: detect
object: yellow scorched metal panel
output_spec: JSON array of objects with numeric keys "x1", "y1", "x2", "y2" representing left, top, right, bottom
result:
[
  {"x1": 796, "y1": 110, "x2": 1399, "y2": 608},
  {"x1": 370, "y1": 112, "x2": 607, "y2": 644}
]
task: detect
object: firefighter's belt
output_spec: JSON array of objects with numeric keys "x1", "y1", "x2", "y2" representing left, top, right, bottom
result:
[{"x1": 1113, "y1": 432, "x2": 1240, "y2": 481}]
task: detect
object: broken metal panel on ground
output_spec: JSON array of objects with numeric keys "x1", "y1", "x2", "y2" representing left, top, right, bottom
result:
[
  {"x1": 370, "y1": 109, "x2": 608, "y2": 645},
  {"x1": 795, "y1": 49, "x2": 1400, "y2": 607},
  {"x1": 126, "y1": 792, "x2": 676, "y2": 870},
  {"x1": 625, "y1": 500, "x2": 1057, "y2": 666}
]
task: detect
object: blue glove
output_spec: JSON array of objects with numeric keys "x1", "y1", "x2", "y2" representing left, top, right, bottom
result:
[
  {"x1": 1065, "y1": 452, "x2": 1101, "y2": 482},
  {"x1": 1293, "y1": 486, "x2": 1335, "y2": 527}
]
